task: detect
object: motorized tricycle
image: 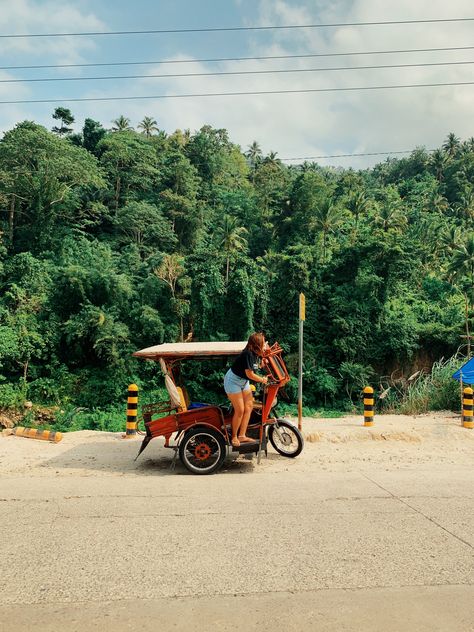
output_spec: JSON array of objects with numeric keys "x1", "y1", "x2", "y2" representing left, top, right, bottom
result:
[{"x1": 133, "y1": 340, "x2": 304, "y2": 474}]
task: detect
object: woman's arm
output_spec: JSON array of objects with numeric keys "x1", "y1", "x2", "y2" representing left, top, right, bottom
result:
[{"x1": 245, "y1": 369, "x2": 268, "y2": 383}]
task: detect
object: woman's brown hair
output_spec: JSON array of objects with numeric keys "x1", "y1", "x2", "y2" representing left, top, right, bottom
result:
[{"x1": 246, "y1": 332, "x2": 265, "y2": 356}]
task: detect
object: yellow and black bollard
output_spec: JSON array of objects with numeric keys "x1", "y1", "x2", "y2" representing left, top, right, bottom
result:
[
  {"x1": 363, "y1": 386, "x2": 375, "y2": 426},
  {"x1": 124, "y1": 384, "x2": 139, "y2": 438},
  {"x1": 462, "y1": 387, "x2": 473, "y2": 429},
  {"x1": 12, "y1": 427, "x2": 62, "y2": 442}
]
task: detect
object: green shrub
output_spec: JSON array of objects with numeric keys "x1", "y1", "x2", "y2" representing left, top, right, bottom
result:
[
  {"x1": 338, "y1": 362, "x2": 375, "y2": 402},
  {"x1": 53, "y1": 405, "x2": 125, "y2": 432},
  {"x1": 0, "y1": 380, "x2": 26, "y2": 408}
]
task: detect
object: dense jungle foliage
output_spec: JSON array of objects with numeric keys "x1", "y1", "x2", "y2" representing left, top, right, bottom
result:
[{"x1": 0, "y1": 109, "x2": 472, "y2": 422}]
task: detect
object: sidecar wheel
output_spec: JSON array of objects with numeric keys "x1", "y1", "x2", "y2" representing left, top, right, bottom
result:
[
  {"x1": 179, "y1": 427, "x2": 226, "y2": 475},
  {"x1": 268, "y1": 419, "x2": 304, "y2": 458}
]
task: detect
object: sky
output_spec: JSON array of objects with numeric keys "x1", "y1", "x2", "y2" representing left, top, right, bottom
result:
[{"x1": 0, "y1": 0, "x2": 473, "y2": 168}]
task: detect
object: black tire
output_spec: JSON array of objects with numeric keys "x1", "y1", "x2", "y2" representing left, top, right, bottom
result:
[
  {"x1": 179, "y1": 427, "x2": 226, "y2": 475},
  {"x1": 268, "y1": 419, "x2": 304, "y2": 458}
]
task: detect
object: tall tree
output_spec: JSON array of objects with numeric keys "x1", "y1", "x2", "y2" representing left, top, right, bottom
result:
[
  {"x1": 154, "y1": 254, "x2": 189, "y2": 341},
  {"x1": 264, "y1": 151, "x2": 281, "y2": 166},
  {"x1": 448, "y1": 236, "x2": 474, "y2": 356},
  {"x1": 345, "y1": 190, "x2": 372, "y2": 238},
  {"x1": 430, "y1": 149, "x2": 449, "y2": 182},
  {"x1": 137, "y1": 116, "x2": 159, "y2": 137},
  {"x1": 0, "y1": 122, "x2": 103, "y2": 249},
  {"x1": 111, "y1": 116, "x2": 133, "y2": 132},
  {"x1": 217, "y1": 214, "x2": 248, "y2": 283},
  {"x1": 114, "y1": 201, "x2": 177, "y2": 257},
  {"x1": 98, "y1": 132, "x2": 158, "y2": 210},
  {"x1": 246, "y1": 141, "x2": 263, "y2": 174},
  {"x1": 443, "y1": 132, "x2": 461, "y2": 159},
  {"x1": 311, "y1": 199, "x2": 345, "y2": 262},
  {"x1": 82, "y1": 118, "x2": 107, "y2": 154},
  {"x1": 52, "y1": 107, "x2": 75, "y2": 136}
]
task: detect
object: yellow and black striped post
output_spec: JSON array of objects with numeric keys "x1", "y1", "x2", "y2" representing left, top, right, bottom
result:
[
  {"x1": 12, "y1": 427, "x2": 62, "y2": 442},
  {"x1": 462, "y1": 387, "x2": 473, "y2": 429},
  {"x1": 125, "y1": 384, "x2": 139, "y2": 438},
  {"x1": 363, "y1": 386, "x2": 375, "y2": 426}
]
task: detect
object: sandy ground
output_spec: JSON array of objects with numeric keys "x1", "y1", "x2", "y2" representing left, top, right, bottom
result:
[
  {"x1": 2, "y1": 411, "x2": 474, "y2": 476},
  {"x1": 1, "y1": 412, "x2": 474, "y2": 631}
]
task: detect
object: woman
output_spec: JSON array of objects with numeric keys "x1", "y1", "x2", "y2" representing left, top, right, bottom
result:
[{"x1": 224, "y1": 332, "x2": 268, "y2": 447}]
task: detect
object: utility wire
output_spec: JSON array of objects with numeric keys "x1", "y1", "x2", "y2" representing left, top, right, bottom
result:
[
  {"x1": 1, "y1": 80, "x2": 473, "y2": 104},
  {"x1": 280, "y1": 149, "x2": 435, "y2": 161},
  {"x1": 2, "y1": 45, "x2": 474, "y2": 71},
  {"x1": 3, "y1": 60, "x2": 474, "y2": 84},
  {"x1": 1, "y1": 17, "x2": 474, "y2": 38}
]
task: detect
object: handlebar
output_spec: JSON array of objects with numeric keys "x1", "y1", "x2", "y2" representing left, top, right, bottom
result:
[{"x1": 262, "y1": 378, "x2": 280, "y2": 387}]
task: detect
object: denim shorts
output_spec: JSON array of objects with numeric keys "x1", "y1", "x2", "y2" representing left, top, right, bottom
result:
[{"x1": 224, "y1": 368, "x2": 250, "y2": 394}]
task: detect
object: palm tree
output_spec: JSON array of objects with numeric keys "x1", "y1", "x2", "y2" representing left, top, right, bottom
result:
[
  {"x1": 429, "y1": 193, "x2": 449, "y2": 215},
  {"x1": 440, "y1": 224, "x2": 462, "y2": 252},
  {"x1": 449, "y1": 237, "x2": 474, "y2": 288},
  {"x1": 111, "y1": 115, "x2": 133, "y2": 132},
  {"x1": 311, "y1": 199, "x2": 345, "y2": 262},
  {"x1": 465, "y1": 137, "x2": 474, "y2": 153},
  {"x1": 345, "y1": 191, "x2": 372, "y2": 236},
  {"x1": 430, "y1": 149, "x2": 448, "y2": 182},
  {"x1": 255, "y1": 249, "x2": 279, "y2": 282},
  {"x1": 300, "y1": 161, "x2": 318, "y2": 172},
  {"x1": 371, "y1": 202, "x2": 406, "y2": 233},
  {"x1": 455, "y1": 191, "x2": 474, "y2": 221},
  {"x1": 443, "y1": 132, "x2": 461, "y2": 159},
  {"x1": 264, "y1": 151, "x2": 281, "y2": 166},
  {"x1": 245, "y1": 141, "x2": 262, "y2": 167},
  {"x1": 217, "y1": 214, "x2": 248, "y2": 283},
  {"x1": 137, "y1": 116, "x2": 158, "y2": 137}
]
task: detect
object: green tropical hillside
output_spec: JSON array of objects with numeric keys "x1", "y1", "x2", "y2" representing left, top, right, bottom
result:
[{"x1": 0, "y1": 110, "x2": 472, "y2": 419}]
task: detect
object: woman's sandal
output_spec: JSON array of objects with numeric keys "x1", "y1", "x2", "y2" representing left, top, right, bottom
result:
[
  {"x1": 238, "y1": 436, "x2": 255, "y2": 443},
  {"x1": 231, "y1": 438, "x2": 240, "y2": 447}
]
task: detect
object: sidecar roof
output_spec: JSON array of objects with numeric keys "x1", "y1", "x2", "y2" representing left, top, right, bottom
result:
[{"x1": 133, "y1": 341, "x2": 247, "y2": 361}]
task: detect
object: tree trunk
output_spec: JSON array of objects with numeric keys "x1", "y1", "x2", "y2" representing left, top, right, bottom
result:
[
  {"x1": 8, "y1": 196, "x2": 15, "y2": 244},
  {"x1": 115, "y1": 176, "x2": 121, "y2": 210},
  {"x1": 226, "y1": 256, "x2": 230, "y2": 284},
  {"x1": 23, "y1": 360, "x2": 29, "y2": 384}
]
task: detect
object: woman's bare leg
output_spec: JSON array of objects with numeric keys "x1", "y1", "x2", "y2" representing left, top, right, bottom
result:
[
  {"x1": 238, "y1": 389, "x2": 254, "y2": 442},
  {"x1": 227, "y1": 391, "x2": 245, "y2": 445}
]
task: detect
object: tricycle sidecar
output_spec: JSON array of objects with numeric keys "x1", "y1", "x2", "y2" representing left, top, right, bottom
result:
[{"x1": 132, "y1": 341, "x2": 304, "y2": 474}]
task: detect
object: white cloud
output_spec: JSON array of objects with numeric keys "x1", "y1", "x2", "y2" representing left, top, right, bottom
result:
[
  {"x1": 5, "y1": 0, "x2": 474, "y2": 168},
  {"x1": 0, "y1": 0, "x2": 103, "y2": 61}
]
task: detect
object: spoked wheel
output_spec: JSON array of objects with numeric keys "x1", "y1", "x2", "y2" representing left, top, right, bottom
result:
[
  {"x1": 179, "y1": 427, "x2": 226, "y2": 475},
  {"x1": 268, "y1": 419, "x2": 304, "y2": 458}
]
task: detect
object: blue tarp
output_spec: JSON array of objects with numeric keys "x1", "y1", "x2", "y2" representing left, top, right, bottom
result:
[{"x1": 453, "y1": 357, "x2": 474, "y2": 384}]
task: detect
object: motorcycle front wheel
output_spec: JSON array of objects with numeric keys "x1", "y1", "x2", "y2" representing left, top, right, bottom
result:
[{"x1": 268, "y1": 419, "x2": 304, "y2": 458}]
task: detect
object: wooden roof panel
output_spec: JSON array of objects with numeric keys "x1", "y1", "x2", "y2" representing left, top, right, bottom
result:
[{"x1": 133, "y1": 341, "x2": 247, "y2": 360}]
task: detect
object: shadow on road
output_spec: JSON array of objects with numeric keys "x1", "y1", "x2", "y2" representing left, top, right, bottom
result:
[{"x1": 41, "y1": 435, "x2": 257, "y2": 476}]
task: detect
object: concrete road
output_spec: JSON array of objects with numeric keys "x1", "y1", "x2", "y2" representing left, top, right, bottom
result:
[{"x1": 1, "y1": 419, "x2": 474, "y2": 631}]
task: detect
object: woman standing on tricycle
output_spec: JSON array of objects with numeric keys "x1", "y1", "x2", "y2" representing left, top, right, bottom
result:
[{"x1": 224, "y1": 332, "x2": 268, "y2": 447}]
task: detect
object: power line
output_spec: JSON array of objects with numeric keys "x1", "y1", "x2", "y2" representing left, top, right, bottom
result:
[
  {"x1": 2, "y1": 45, "x2": 474, "y2": 71},
  {"x1": 3, "y1": 60, "x2": 474, "y2": 84},
  {"x1": 2, "y1": 80, "x2": 474, "y2": 104},
  {"x1": 1, "y1": 17, "x2": 474, "y2": 38},
  {"x1": 280, "y1": 149, "x2": 435, "y2": 161}
]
